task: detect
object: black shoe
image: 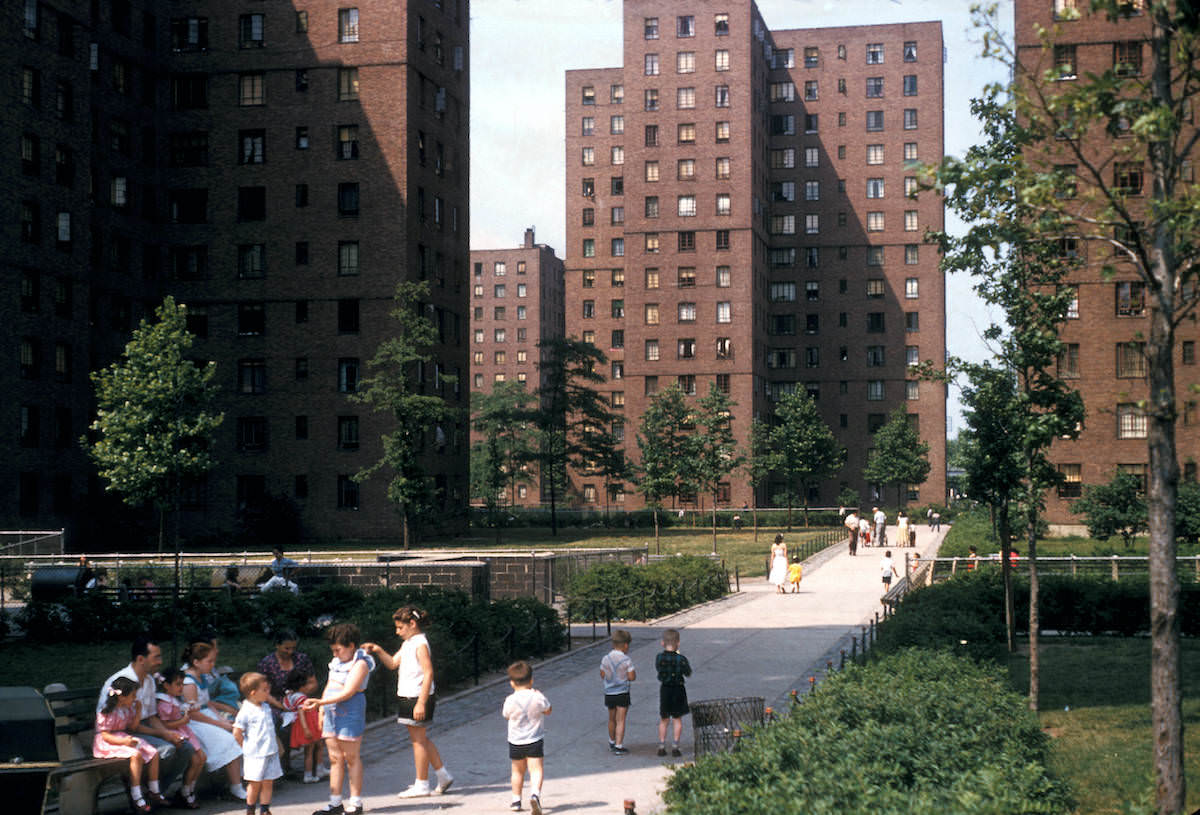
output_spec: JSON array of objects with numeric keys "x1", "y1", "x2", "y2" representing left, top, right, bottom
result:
[
  {"x1": 671, "y1": 747, "x2": 683, "y2": 757},
  {"x1": 313, "y1": 806, "x2": 344, "y2": 815},
  {"x1": 611, "y1": 745, "x2": 629, "y2": 755},
  {"x1": 657, "y1": 746, "x2": 667, "y2": 756}
]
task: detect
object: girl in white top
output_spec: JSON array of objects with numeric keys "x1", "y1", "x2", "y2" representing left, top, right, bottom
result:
[{"x1": 364, "y1": 605, "x2": 454, "y2": 799}]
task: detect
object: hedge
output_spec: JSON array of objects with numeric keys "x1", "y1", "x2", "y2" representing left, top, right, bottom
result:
[
  {"x1": 663, "y1": 649, "x2": 1071, "y2": 815},
  {"x1": 562, "y1": 555, "x2": 728, "y2": 620}
]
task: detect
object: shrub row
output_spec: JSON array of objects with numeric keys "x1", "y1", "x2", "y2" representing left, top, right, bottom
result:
[
  {"x1": 471, "y1": 506, "x2": 856, "y2": 529},
  {"x1": 875, "y1": 570, "x2": 1200, "y2": 663},
  {"x1": 663, "y1": 649, "x2": 1071, "y2": 815},
  {"x1": 562, "y1": 555, "x2": 728, "y2": 621}
]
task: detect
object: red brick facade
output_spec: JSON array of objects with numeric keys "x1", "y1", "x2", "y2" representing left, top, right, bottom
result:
[
  {"x1": 3, "y1": 0, "x2": 470, "y2": 547},
  {"x1": 564, "y1": 2, "x2": 947, "y2": 511}
]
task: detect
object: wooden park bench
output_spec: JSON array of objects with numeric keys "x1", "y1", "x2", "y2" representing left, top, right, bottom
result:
[{"x1": 42, "y1": 685, "x2": 131, "y2": 815}]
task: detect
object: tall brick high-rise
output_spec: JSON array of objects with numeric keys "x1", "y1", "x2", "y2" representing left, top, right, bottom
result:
[
  {"x1": 3, "y1": 0, "x2": 470, "y2": 547},
  {"x1": 1014, "y1": 0, "x2": 1200, "y2": 526},
  {"x1": 564, "y1": 2, "x2": 946, "y2": 511},
  {"x1": 469, "y1": 229, "x2": 566, "y2": 505}
]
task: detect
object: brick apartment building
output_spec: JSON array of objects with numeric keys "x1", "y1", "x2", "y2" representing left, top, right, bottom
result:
[
  {"x1": 3, "y1": 0, "x2": 470, "y2": 548},
  {"x1": 563, "y1": 1, "x2": 947, "y2": 511},
  {"x1": 1014, "y1": 0, "x2": 1200, "y2": 526},
  {"x1": 469, "y1": 228, "x2": 565, "y2": 505}
]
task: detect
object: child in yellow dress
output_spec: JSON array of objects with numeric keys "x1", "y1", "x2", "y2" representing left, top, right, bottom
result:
[{"x1": 787, "y1": 557, "x2": 803, "y2": 593}]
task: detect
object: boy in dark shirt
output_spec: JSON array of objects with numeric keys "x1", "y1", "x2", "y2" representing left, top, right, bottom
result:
[{"x1": 654, "y1": 629, "x2": 691, "y2": 757}]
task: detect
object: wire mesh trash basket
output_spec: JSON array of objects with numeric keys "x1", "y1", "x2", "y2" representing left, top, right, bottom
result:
[{"x1": 690, "y1": 696, "x2": 765, "y2": 756}]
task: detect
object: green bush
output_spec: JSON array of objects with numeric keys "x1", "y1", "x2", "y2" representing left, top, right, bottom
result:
[
  {"x1": 663, "y1": 649, "x2": 1071, "y2": 814},
  {"x1": 563, "y1": 555, "x2": 727, "y2": 620}
]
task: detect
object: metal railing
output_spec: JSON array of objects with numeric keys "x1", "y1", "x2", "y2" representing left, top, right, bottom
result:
[
  {"x1": 925, "y1": 554, "x2": 1200, "y2": 583},
  {"x1": 762, "y1": 529, "x2": 846, "y2": 576}
]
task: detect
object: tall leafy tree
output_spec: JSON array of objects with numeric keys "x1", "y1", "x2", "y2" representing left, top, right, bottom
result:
[
  {"x1": 1073, "y1": 470, "x2": 1149, "y2": 549},
  {"x1": 532, "y1": 337, "x2": 614, "y2": 535},
  {"x1": 762, "y1": 391, "x2": 845, "y2": 529},
  {"x1": 965, "y1": 5, "x2": 1200, "y2": 805},
  {"x1": 861, "y1": 407, "x2": 931, "y2": 511},
  {"x1": 744, "y1": 419, "x2": 778, "y2": 542},
  {"x1": 470, "y1": 381, "x2": 538, "y2": 543},
  {"x1": 635, "y1": 385, "x2": 696, "y2": 552},
  {"x1": 87, "y1": 296, "x2": 223, "y2": 554},
  {"x1": 354, "y1": 281, "x2": 457, "y2": 549},
  {"x1": 692, "y1": 384, "x2": 745, "y2": 553}
]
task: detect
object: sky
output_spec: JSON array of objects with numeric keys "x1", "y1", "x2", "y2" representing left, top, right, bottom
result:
[{"x1": 468, "y1": 0, "x2": 1014, "y2": 436}]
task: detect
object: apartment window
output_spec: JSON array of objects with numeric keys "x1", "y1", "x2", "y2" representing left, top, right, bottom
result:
[
  {"x1": 772, "y1": 114, "x2": 796, "y2": 135},
  {"x1": 805, "y1": 114, "x2": 819, "y2": 133},
  {"x1": 645, "y1": 54, "x2": 660, "y2": 75},
  {"x1": 338, "y1": 68, "x2": 359, "y2": 100},
  {"x1": 645, "y1": 268, "x2": 660, "y2": 288},
  {"x1": 582, "y1": 300, "x2": 595, "y2": 319},
  {"x1": 581, "y1": 147, "x2": 595, "y2": 166},
  {"x1": 867, "y1": 312, "x2": 885, "y2": 333},
  {"x1": 646, "y1": 160, "x2": 660, "y2": 181},
  {"x1": 678, "y1": 123, "x2": 696, "y2": 143},
  {"x1": 678, "y1": 339, "x2": 696, "y2": 359},
  {"x1": 239, "y1": 130, "x2": 265, "y2": 164},
  {"x1": 866, "y1": 110, "x2": 884, "y2": 131},
  {"x1": 904, "y1": 109, "x2": 918, "y2": 129},
  {"x1": 239, "y1": 73, "x2": 265, "y2": 105},
  {"x1": 495, "y1": 328, "x2": 507, "y2": 343},
  {"x1": 1118, "y1": 403, "x2": 1148, "y2": 438},
  {"x1": 769, "y1": 82, "x2": 795, "y2": 103},
  {"x1": 770, "y1": 315, "x2": 796, "y2": 336},
  {"x1": 581, "y1": 117, "x2": 595, "y2": 136},
  {"x1": 905, "y1": 210, "x2": 919, "y2": 232},
  {"x1": 338, "y1": 8, "x2": 360, "y2": 42},
  {"x1": 645, "y1": 340, "x2": 660, "y2": 361},
  {"x1": 338, "y1": 182, "x2": 360, "y2": 216},
  {"x1": 805, "y1": 181, "x2": 820, "y2": 201},
  {"x1": 804, "y1": 46, "x2": 820, "y2": 67},
  {"x1": 773, "y1": 181, "x2": 796, "y2": 202},
  {"x1": 1116, "y1": 281, "x2": 1147, "y2": 316},
  {"x1": 801, "y1": 214, "x2": 818, "y2": 235},
  {"x1": 1115, "y1": 162, "x2": 1144, "y2": 195},
  {"x1": 716, "y1": 302, "x2": 731, "y2": 323},
  {"x1": 716, "y1": 194, "x2": 731, "y2": 215},
  {"x1": 715, "y1": 85, "x2": 730, "y2": 107},
  {"x1": 905, "y1": 245, "x2": 921, "y2": 265},
  {"x1": 1058, "y1": 463, "x2": 1083, "y2": 498},
  {"x1": 678, "y1": 267, "x2": 697, "y2": 288},
  {"x1": 1059, "y1": 343, "x2": 1081, "y2": 378},
  {"x1": 238, "y1": 244, "x2": 266, "y2": 279},
  {"x1": 1184, "y1": 341, "x2": 1196, "y2": 365},
  {"x1": 611, "y1": 146, "x2": 624, "y2": 165},
  {"x1": 902, "y1": 277, "x2": 919, "y2": 299},
  {"x1": 714, "y1": 13, "x2": 729, "y2": 35},
  {"x1": 678, "y1": 232, "x2": 696, "y2": 251},
  {"x1": 772, "y1": 215, "x2": 796, "y2": 235},
  {"x1": 337, "y1": 475, "x2": 360, "y2": 510},
  {"x1": 866, "y1": 144, "x2": 885, "y2": 165},
  {"x1": 22, "y1": 66, "x2": 40, "y2": 107},
  {"x1": 337, "y1": 125, "x2": 360, "y2": 159},
  {"x1": 238, "y1": 187, "x2": 266, "y2": 221},
  {"x1": 716, "y1": 266, "x2": 732, "y2": 287},
  {"x1": 866, "y1": 212, "x2": 885, "y2": 232},
  {"x1": 338, "y1": 241, "x2": 360, "y2": 276},
  {"x1": 678, "y1": 302, "x2": 697, "y2": 322},
  {"x1": 582, "y1": 208, "x2": 595, "y2": 226},
  {"x1": 866, "y1": 43, "x2": 883, "y2": 64},
  {"x1": 867, "y1": 178, "x2": 885, "y2": 198},
  {"x1": 903, "y1": 75, "x2": 918, "y2": 95},
  {"x1": 612, "y1": 206, "x2": 625, "y2": 225},
  {"x1": 904, "y1": 41, "x2": 917, "y2": 62},
  {"x1": 905, "y1": 381, "x2": 920, "y2": 400},
  {"x1": 1114, "y1": 41, "x2": 1143, "y2": 75},
  {"x1": 494, "y1": 284, "x2": 507, "y2": 298},
  {"x1": 716, "y1": 49, "x2": 730, "y2": 71},
  {"x1": 678, "y1": 195, "x2": 697, "y2": 216},
  {"x1": 770, "y1": 282, "x2": 797, "y2": 303},
  {"x1": 645, "y1": 17, "x2": 659, "y2": 38},
  {"x1": 611, "y1": 115, "x2": 625, "y2": 135},
  {"x1": 611, "y1": 238, "x2": 625, "y2": 256},
  {"x1": 677, "y1": 87, "x2": 695, "y2": 109},
  {"x1": 866, "y1": 77, "x2": 883, "y2": 97},
  {"x1": 868, "y1": 380, "x2": 885, "y2": 400},
  {"x1": 238, "y1": 359, "x2": 267, "y2": 393},
  {"x1": 715, "y1": 121, "x2": 731, "y2": 142},
  {"x1": 677, "y1": 52, "x2": 696, "y2": 73},
  {"x1": 645, "y1": 196, "x2": 660, "y2": 218},
  {"x1": 905, "y1": 312, "x2": 920, "y2": 332},
  {"x1": 582, "y1": 85, "x2": 595, "y2": 104},
  {"x1": 805, "y1": 314, "x2": 820, "y2": 334},
  {"x1": 800, "y1": 149, "x2": 817, "y2": 170},
  {"x1": 677, "y1": 15, "x2": 695, "y2": 37},
  {"x1": 239, "y1": 14, "x2": 264, "y2": 48},
  {"x1": 866, "y1": 345, "x2": 885, "y2": 367},
  {"x1": 645, "y1": 89, "x2": 659, "y2": 111}
]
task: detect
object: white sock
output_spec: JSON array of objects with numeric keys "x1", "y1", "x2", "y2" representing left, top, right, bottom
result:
[
  {"x1": 148, "y1": 780, "x2": 160, "y2": 793},
  {"x1": 131, "y1": 785, "x2": 143, "y2": 802},
  {"x1": 329, "y1": 794, "x2": 343, "y2": 807},
  {"x1": 348, "y1": 796, "x2": 363, "y2": 807}
]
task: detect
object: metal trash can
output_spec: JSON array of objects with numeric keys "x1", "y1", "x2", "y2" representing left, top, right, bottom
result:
[
  {"x1": 0, "y1": 687, "x2": 60, "y2": 814},
  {"x1": 690, "y1": 696, "x2": 765, "y2": 756},
  {"x1": 29, "y1": 567, "x2": 84, "y2": 603}
]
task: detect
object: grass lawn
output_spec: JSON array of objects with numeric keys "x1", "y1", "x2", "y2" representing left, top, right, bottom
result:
[
  {"x1": 1006, "y1": 637, "x2": 1200, "y2": 814},
  {"x1": 456, "y1": 524, "x2": 842, "y2": 581}
]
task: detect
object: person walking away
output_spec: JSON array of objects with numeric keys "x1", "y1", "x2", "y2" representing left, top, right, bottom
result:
[
  {"x1": 600, "y1": 630, "x2": 636, "y2": 754},
  {"x1": 858, "y1": 515, "x2": 871, "y2": 547},
  {"x1": 768, "y1": 534, "x2": 788, "y2": 593},
  {"x1": 897, "y1": 511, "x2": 910, "y2": 548},
  {"x1": 655, "y1": 630, "x2": 691, "y2": 757},
  {"x1": 931, "y1": 510, "x2": 941, "y2": 532},
  {"x1": 880, "y1": 550, "x2": 900, "y2": 597},
  {"x1": 844, "y1": 510, "x2": 860, "y2": 555},
  {"x1": 362, "y1": 606, "x2": 454, "y2": 799},
  {"x1": 502, "y1": 661, "x2": 551, "y2": 814},
  {"x1": 873, "y1": 507, "x2": 887, "y2": 547},
  {"x1": 787, "y1": 557, "x2": 804, "y2": 592},
  {"x1": 234, "y1": 672, "x2": 282, "y2": 815}
]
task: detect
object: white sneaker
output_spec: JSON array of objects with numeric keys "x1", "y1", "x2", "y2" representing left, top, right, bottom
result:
[
  {"x1": 434, "y1": 770, "x2": 454, "y2": 794},
  {"x1": 317, "y1": 765, "x2": 331, "y2": 780},
  {"x1": 398, "y1": 782, "x2": 434, "y2": 799},
  {"x1": 303, "y1": 772, "x2": 318, "y2": 784},
  {"x1": 230, "y1": 783, "x2": 248, "y2": 800}
]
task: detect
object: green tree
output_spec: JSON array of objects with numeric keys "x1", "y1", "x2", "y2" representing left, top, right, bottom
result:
[
  {"x1": 1176, "y1": 478, "x2": 1200, "y2": 543},
  {"x1": 744, "y1": 419, "x2": 777, "y2": 542},
  {"x1": 354, "y1": 281, "x2": 457, "y2": 549},
  {"x1": 692, "y1": 384, "x2": 745, "y2": 553},
  {"x1": 1074, "y1": 470, "x2": 1149, "y2": 549},
  {"x1": 532, "y1": 337, "x2": 614, "y2": 535},
  {"x1": 862, "y1": 407, "x2": 931, "y2": 511},
  {"x1": 966, "y1": 5, "x2": 1200, "y2": 805},
  {"x1": 636, "y1": 385, "x2": 697, "y2": 552},
  {"x1": 470, "y1": 381, "x2": 537, "y2": 543},
  {"x1": 87, "y1": 296, "x2": 223, "y2": 554},
  {"x1": 762, "y1": 391, "x2": 845, "y2": 529}
]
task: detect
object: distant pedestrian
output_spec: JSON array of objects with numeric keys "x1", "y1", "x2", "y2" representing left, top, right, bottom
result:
[
  {"x1": 844, "y1": 511, "x2": 860, "y2": 555},
  {"x1": 600, "y1": 630, "x2": 636, "y2": 754},
  {"x1": 873, "y1": 507, "x2": 887, "y2": 548},
  {"x1": 858, "y1": 515, "x2": 871, "y2": 547},
  {"x1": 897, "y1": 511, "x2": 910, "y2": 548},
  {"x1": 787, "y1": 557, "x2": 804, "y2": 593},
  {"x1": 655, "y1": 630, "x2": 691, "y2": 758},
  {"x1": 931, "y1": 511, "x2": 941, "y2": 532},
  {"x1": 502, "y1": 661, "x2": 551, "y2": 814},
  {"x1": 927, "y1": 507, "x2": 933, "y2": 528},
  {"x1": 768, "y1": 534, "x2": 788, "y2": 593},
  {"x1": 880, "y1": 551, "x2": 899, "y2": 595},
  {"x1": 967, "y1": 546, "x2": 979, "y2": 571}
]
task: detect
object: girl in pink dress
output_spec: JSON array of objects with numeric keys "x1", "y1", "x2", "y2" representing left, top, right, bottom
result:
[
  {"x1": 93, "y1": 676, "x2": 166, "y2": 812},
  {"x1": 156, "y1": 668, "x2": 208, "y2": 808}
]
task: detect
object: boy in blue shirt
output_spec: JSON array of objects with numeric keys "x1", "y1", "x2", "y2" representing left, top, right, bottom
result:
[{"x1": 599, "y1": 630, "x2": 636, "y2": 754}]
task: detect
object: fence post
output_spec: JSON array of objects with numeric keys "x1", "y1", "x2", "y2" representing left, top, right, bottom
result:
[
  {"x1": 472, "y1": 633, "x2": 481, "y2": 686},
  {"x1": 536, "y1": 616, "x2": 544, "y2": 658},
  {"x1": 850, "y1": 637, "x2": 858, "y2": 663},
  {"x1": 605, "y1": 597, "x2": 612, "y2": 637},
  {"x1": 1112, "y1": 555, "x2": 1120, "y2": 582},
  {"x1": 565, "y1": 603, "x2": 572, "y2": 652},
  {"x1": 735, "y1": 565, "x2": 740, "y2": 592}
]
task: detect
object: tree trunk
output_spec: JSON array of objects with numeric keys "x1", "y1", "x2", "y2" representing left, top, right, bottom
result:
[
  {"x1": 653, "y1": 507, "x2": 660, "y2": 555},
  {"x1": 1026, "y1": 485, "x2": 1039, "y2": 712},
  {"x1": 998, "y1": 500, "x2": 1015, "y2": 653},
  {"x1": 752, "y1": 502, "x2": 759, "y2": 544},
  {"x1": 786, "y1": 499, "x2": 793, "y2": 531},
  {"x1": 548, "y1": 458, "x2": 558, "y2": 537},
  {"x1": 711, "y1": 497, "x2": 717, "y2": 555},
  {"x1": 402, "y1": 511, "x2": 411, "y2": 550}
]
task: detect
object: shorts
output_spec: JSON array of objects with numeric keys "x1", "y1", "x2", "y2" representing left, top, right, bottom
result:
[
  {"x1": 243, "y1": 753, "x2": 283, "y2": 782},
  {"x1": 604, "y1": 692, "x2": 631, "y2": 709},
  {"x1": 322, "y1": 693, "x2": 366, "y2": 741},
  {"x1": 396, "y1": 695, "x2": 437, "y2": 727},
  {"x1": 659, "y1": 684, "x2": 689, "y2": 719},
  {"x1": 882, "y1": 575, "x2": 892, "y2": 586},
  {"x1": 508, "y1": 739, "x2": 545, "y2": 760}
]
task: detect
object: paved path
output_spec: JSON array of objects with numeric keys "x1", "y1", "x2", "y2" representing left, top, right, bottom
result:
[{"x1": 181, "y1": 526, "x2": 946, "y2": 815}]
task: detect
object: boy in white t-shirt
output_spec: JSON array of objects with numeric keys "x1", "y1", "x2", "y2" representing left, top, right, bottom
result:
[
  {"x1": 502, "y1": 661, "x2": 551, "y2": 814},
  {"x1": 233, "y1": 672, "x2": 282, "y2": 815}
]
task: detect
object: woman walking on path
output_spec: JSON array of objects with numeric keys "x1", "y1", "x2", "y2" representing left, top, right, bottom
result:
[
  {"x1": 897, "y1": 511, "x2": 910, "y2": 548},
  {"x1": 768, "y1": 534, "x2": 789, "y2": 593}
]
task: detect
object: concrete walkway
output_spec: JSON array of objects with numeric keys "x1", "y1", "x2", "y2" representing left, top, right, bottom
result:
[{"x1": 188, "y1": 525, "x2": 946, "y2": 815}]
